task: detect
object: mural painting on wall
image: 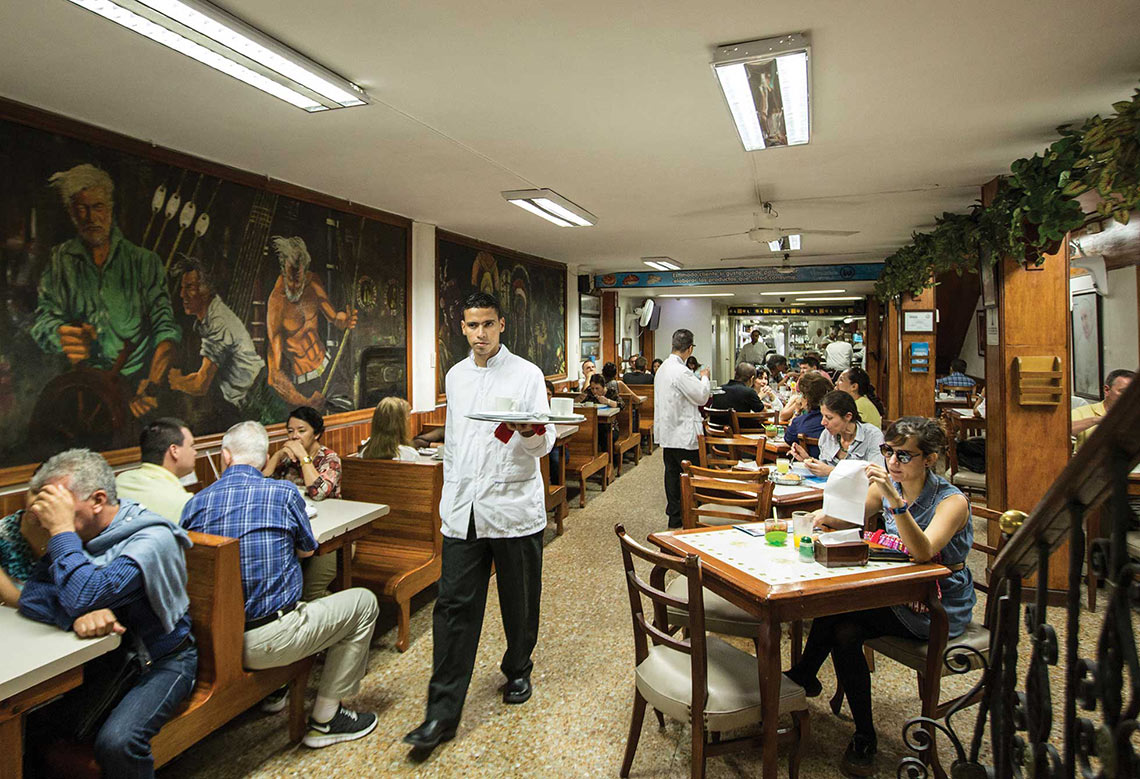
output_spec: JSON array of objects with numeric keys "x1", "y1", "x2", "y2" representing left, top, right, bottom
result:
[
  {"x1": 0, "y1": 117, "x2": 408, "y2": 467},
  {"x1": 436, "y1": 237, "x2": 566, "y2": 385}
]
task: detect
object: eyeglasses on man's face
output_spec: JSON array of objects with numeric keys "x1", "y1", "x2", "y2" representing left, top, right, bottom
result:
[{"x1": 879, "y1": 444, "x2": 921, "y2": 464}]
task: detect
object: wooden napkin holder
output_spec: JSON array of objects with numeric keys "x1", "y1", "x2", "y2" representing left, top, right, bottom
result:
[{"x1": 813, "y1": 538, "x2": 869, "y2": 567}]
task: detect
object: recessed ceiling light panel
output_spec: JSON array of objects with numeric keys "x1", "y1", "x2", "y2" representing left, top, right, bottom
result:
[
  {"x1": 712, "y1": 32, "x2": 811, "y2": 152},
  {"x1": 502, "y1": 188, "x2": 596, "y2": 227},
  {"x1": 63, "y1": 0, "x2": 370, "y2": 111},
  {"x1": 642, "y1": 257, "x2": 683, "y2": 271}
]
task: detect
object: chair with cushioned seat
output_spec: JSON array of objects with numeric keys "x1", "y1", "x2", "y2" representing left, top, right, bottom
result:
[
  {"x1": 614, "y1": 524, "x2": 809, "y2": 779},
  {"x1": 945, "y1": 413, "x2": 986, "y2": 500}
]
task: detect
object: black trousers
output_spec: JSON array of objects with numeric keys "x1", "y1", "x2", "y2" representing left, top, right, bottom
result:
[
  {"x1": 787, "y1": 606, "x2": 915, "y2": 738},
  {"x1": 663, "y1": 447, "x2": 699, "y2": 528},
  {"x1": 426, "y1": 513, "x2": 544, "y2": 723}
]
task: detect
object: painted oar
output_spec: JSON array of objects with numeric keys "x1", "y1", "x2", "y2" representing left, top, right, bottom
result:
[
  {"x1": 150, "y1": 169, "x2": 186, "y2": 252},
  {"x1": 320, "y1": 215, "x2": 367, "y2": 398},
  {"x1": 142, "y1": 182, "x2": 167, "y2": 246},
  {"x1": 165, "y1": 174, "x2": 204, "y2": 269},
  {"x1": 184, "y1": 178, "x2": 221, "y2": 257}
]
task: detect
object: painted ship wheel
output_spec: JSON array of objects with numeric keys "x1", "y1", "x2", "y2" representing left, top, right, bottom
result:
[{"x1": 30, "y1": 366, "x2": 136, "y2": 452}]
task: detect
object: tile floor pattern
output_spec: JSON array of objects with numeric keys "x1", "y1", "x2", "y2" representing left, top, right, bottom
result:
[{"x1": 162, "y1": 450, "x2": 1115, "y2": 778}]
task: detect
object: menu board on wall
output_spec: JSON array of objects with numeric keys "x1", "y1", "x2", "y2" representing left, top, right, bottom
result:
[
  {"x1": 0, "y1": 105, "x2": 409, "y2": 467},
  {"x1": 435, "y1": 233, "x2": 567, "y2": 385}
]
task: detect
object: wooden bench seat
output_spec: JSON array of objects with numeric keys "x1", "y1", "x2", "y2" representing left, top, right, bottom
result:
[
  {"x1": 565, "y1": 405, "x2": 610, "y2": 507},
  {"x1": 340, "y1": 457, "x2": 444, "y2": 653},
  {"x1": 612, "y1": 396, "x2": 642, "y2": 477},
  {"x1": 636, "y1": 384, "x2": 656, "y2": 452},
  {"x1": 151, "y1": 531, "x2": 312, "y2": 768}
]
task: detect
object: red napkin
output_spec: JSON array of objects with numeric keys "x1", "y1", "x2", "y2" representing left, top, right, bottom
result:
[{"x1": 494, "y1": 423, "x2": 547, "y2": 443}]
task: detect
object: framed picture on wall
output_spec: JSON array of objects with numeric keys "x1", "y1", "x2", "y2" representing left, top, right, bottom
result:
[
  {"x1": 621, "y1": 338, "x2": 632, "y2": 360},
  {"x1": 580, "y1": 315, "x2": 600, "y2": 337},
  {"x1": 581, "y1": 339, "x2": 599, "y2": 360},
  {"x1": 580, "y1": 294, "x2": 601, "y2": 316},
  {"x1": 1071, "y1": 292, "x2": 1102, "y2": 400},
  {"x1": 979, "y1": 251, "x2": 998, "y2": 308}
]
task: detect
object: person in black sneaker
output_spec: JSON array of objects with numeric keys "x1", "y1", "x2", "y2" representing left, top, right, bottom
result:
[
  {"x1": 404, "y1": 293, "x2": 556, "y2": 752},
  {"x1": 181, "y1": 420, "x2": 380, "y2": 749}
]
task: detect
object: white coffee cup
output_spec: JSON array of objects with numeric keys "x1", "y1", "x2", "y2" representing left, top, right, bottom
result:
[
  {"x1": 550, "y1": 397, "x2": 574, "y2": 417},
  {"x1": 493, "y1": 396, "x2": 517, "y2": 412}
]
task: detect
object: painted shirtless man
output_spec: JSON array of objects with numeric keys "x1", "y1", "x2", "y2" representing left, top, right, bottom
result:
[{"x1": 266, "y1": 236, "x2": 357, "y2": 409}]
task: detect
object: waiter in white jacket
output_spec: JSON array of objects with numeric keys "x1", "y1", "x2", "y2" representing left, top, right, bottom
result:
[
  {"x1": 405, "y1": 292, "x2": 556, "y2": 752},
  {"x1": 654, "y1": 328, "x2": 711, "y2": 528}
]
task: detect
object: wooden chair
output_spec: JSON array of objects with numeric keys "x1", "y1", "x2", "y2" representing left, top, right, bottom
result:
[
  {"x1": 614, "y1": 524, "x2": 809, "y2": 779},
  {"x1": 702, "y1": 419, "x2": 732, "y2": 438},
  {"x1": 565, "y1": 405, "x2": 611, "y2": 507},
  {"x1": 705, "y1": 406, "x2": 734, "y2": 429},
  {"x1": 340, "y1": 457, "x2": 444, "y2": 653},
  {"x1": 150, "y1": 532, "x2": 312, "y2": 768},
  {"x1": 828, "y1": 506, "x2": 1000, "y2": 728},
  {"x1": 611, "y1": 395, "x2": 642, "y2": 477},
  {"x1": 697, "y1": 433, "x2": 766, "y2": 469},
  {"x1": 678, "y1": 472, "x2": 772, "y2": 528},
  {"x1": 730, "y1": 409, "x2": 774, "y2": 434},
  {"x1": 636, "y1": 384, "x2": 656, "y2": 453},
  {"x1": 945, "y1": 413, "x2": 986, "y2": 499},
  {"x1": 541, "y1": 445, "x2": 569, "y2": 535},
  {"x1": 796, "y1": 434, "x2": 820, "y2": 457}
]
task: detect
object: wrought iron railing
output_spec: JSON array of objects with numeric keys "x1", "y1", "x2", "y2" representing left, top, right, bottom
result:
[{"x1": 899, "y1": 378, "x2": 1140, "y2": 778}]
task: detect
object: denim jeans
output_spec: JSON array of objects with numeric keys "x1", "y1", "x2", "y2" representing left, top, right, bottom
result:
[{"x1": 93, "y1": 643, "x2": 198, "y2": 779}]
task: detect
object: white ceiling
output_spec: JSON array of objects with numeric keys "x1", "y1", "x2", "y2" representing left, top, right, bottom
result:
[{"x1": 2, "y1": 0, "x2": 1139, "y2": 281}]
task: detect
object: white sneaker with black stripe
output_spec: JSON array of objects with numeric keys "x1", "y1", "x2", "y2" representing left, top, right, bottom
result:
[{"x1": 303, "y1": 706, "x2": 378, "y2": 748}]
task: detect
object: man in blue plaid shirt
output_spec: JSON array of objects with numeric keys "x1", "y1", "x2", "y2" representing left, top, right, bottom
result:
[
  {"x1": 936, "y1": 359, "x2": 977, "y2": 395},
  {"x1": 181, "y1": 420, "x2": 379, "y2": 748}
]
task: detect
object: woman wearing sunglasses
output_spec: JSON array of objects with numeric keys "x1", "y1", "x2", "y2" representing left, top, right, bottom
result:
[{"x1": 784, "y1": 416, "x2": 973, "y2": 776}]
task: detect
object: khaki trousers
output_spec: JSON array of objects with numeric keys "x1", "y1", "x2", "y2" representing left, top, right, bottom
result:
[
  {"x1": 301, "y1": 552, "x2": 339, "y2": 601},
  {"x1": 243, "y1": 588, "x2": 379, "y2": 701}
]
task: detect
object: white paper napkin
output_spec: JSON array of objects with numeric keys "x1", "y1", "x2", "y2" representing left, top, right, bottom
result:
[{"x1": 821, "y1": 460, "x2": 869, "y2": 527}]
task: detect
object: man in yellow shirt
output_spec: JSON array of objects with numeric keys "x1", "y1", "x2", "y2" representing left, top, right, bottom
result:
[
  {"x1": 1071, "y1": 369, "x2": 1133, "y2": 449},
  {"x1": 115, "y1": 418, "x2": 197, "y2": 521}
]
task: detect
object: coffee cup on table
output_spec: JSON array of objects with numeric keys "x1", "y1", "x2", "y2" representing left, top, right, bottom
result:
[{"x1": 550, "y1": 397, "x2": 574, "y2": 417}]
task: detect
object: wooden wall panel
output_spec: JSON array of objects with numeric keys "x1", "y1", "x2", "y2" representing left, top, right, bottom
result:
[
  {"x1": 900, "y1": 285, "x2": 937, "y2": 418},
  {"x1": 601, "y1": 290, "x2": 618, "y2": 367}
]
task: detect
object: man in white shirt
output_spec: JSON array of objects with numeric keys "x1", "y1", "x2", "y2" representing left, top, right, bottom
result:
[
  {"x1": 654, "y1": 328, "x2": 711, "y2": 528},
  {"x1": 737, "y1": 329, "x2": 767, "y2": 368},
  {"x1": 825, "y1": 336, "x2": 854, "y2": 373},
  {"x1": 115, "y1": 417, "x2": 196, "y2": 522},
  {"x1": 405, "y1": 292, "x2": 556, "y2": 752}
]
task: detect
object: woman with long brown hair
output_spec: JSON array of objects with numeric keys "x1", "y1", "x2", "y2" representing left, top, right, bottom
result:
[{"x1": 360, "y1": 397, "x2": 418, "y2": 461}]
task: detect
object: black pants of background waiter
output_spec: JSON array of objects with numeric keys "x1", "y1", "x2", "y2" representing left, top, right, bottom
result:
[
  {"x1": 425, "y1": 511, "x2": 544, "y2": 724},
  {"x1": 663, "y1": 446, "x2": 699, "y2": 528}
]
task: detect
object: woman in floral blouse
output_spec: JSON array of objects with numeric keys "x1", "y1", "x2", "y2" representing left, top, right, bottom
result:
[
  {"x1": 263, "y1": 406, "x2": 341, "y2": 600},
  {"x1": 263, "y1": 405, "x2": 342, "y2": 500}
]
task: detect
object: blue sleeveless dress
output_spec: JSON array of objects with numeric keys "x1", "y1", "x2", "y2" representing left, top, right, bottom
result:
[{"x1": 881, "y1": 471, "x2": 975, "y2": 639}]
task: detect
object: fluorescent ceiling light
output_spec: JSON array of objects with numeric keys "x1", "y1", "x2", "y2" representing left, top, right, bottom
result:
[
  {"x1": 643, "y1": 261, "x2": 668, "y2": 271},
  {"x1": 767, "y1": 234, "x2": 801, "y2": 252},
  {"x1": 63, "y1": 0, "x2": 369, "y2": 111},
  {"x1": 502, "y1": 188, "x2": 596, "y2": 227},
  {"x1": 658, "y1": 293, "x2": 734, "y2": 298},
  {"x1": 712, "y1": 33, "x2": 811, "y2": 151},
  {"x1": 794, "y1": 296, "x2": 863, "y2": 302},
  {"x1": 643, "y1": 257, "x2": 683, "y2": 271},
  {"x1": 760, "y1": 289, "x2": 843, "y2": 296}
]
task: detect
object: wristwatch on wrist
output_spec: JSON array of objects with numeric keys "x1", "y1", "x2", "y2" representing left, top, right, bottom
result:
[
  {"x1": 301, "y1": 455, "x2": 313, "y2": 465},
  {"x1": 889, "y1": 501, "x2": 909, "y2": 515}
]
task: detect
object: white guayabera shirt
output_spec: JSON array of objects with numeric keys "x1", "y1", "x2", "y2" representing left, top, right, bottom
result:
[
  {"x1": 441, "y1": 345, "x2": 556, "y2": 539},
  {"x1": 653, "y1": 353, "x2": 711, "y2": 451}
]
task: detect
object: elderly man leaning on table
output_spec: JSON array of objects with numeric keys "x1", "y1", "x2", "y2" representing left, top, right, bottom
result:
[
  {"x1": 784, "y1": 417, "x2": 975, "y2": 776},
  {"x1": 181, "y1": 420, "x2": 380, "y2": 749},
  {"x1": 17, "y1": 448, "x2": 197, "y2": 779}
]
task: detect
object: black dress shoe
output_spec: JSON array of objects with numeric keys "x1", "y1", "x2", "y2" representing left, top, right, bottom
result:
[
  {"x1": 503, "y1": 676, "x2": 532, "y2": 704},
  {"x1": 840, "y1": 732, "x2": 877, "y2": 777},
  {"x1": 403, "y1": 719, "x2": 457, "y2": 750}
]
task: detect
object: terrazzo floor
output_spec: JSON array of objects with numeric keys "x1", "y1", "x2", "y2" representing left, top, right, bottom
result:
[{"x1": 161, "y1": 449, "x2": 1116, "y2": 778}]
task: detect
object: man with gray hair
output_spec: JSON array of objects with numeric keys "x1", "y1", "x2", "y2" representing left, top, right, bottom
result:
[
  {"x1": 653, "y1": 328, "x2": 711, "y2": 528},
  {"x1": 30, "y1": 164, "x2": 181, "y2": 418},
  {"x1": 181, "y1": 421, "x2": 380, "y2": 748},
  {"x1": 18, "y1": 448, "x2": 196, "y2": 777}
]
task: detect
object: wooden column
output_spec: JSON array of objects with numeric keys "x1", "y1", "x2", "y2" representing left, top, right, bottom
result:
[
  {"x1": 865, "y1": 296, "x2": 882, "y2": 391},
  {"x1": 600, "y1": 290, "x2": 618, "y2": 366},
  {"x1": 981, "y1": 177, "x2": 1072, "y2": 598},
  {"x1": 639, "y1": 327, "x2": 655, "y2": 363},
  {"x1": 886, "y1": 285, "x2": 937, "y2": 420}
]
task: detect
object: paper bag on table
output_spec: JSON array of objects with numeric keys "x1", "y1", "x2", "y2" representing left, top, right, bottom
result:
[{"x1": 821, "y1": 459, "x2": 869, "y2": 527}]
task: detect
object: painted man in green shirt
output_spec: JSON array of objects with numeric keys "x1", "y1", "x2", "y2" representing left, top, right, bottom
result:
[{"x1": 30, "y1": 164, "x2": 181, "y2": 417}]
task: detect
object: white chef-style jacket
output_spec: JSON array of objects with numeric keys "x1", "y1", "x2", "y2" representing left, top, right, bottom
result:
[
  {"x1": 653, "y1": 353, "x2": 711, "y2": 451},
  {"x1": 441, "y1": 345, "x2": 557, "y2": 539}
]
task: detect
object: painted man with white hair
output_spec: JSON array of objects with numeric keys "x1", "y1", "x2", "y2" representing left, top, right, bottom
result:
[
  {"x1": 265, "y1": 236, "x2": 356, "y2": 409},
  {"x1": 180, "y1": 421, "x2": 379, "y2": 748},
  {"x1": 30, "y1": 164, "x2": 181, "y2": 417},
  {"x1": 18, "y1": 448, "x2": 196, "y2": 777}
]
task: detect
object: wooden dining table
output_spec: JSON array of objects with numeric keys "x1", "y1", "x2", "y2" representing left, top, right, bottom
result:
[
  {"x1": 648, "y1": 525, "x2": 950, "y2": 779},
  {"x1": 304, "y1": 497, "x2": 391, "y2": 591},
  {"x1": 741, "y1": 432, "x2": 792, "y2": 463}
]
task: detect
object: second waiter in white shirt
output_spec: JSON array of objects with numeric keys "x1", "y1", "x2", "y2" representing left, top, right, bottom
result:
[
  {"x1": 404, "y1": 292, "x2": 556, "y2": 752},
  {"x1": 653, "y1": 328, "x2": 711, "y2": 528}
]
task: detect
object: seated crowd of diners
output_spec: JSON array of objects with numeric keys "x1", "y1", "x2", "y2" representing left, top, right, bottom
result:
[{"x1": 0, "y1": 396, "x2": 439, "y2": 777}]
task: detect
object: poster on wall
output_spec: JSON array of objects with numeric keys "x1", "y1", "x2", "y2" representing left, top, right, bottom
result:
[
  {"x1": 1071, "y1": 292, "x2": 1103, "y2": 399},
  {"x1": 0, "y1": 113, "x2": 409, "y2": 467},
  {"x1": 436, "y1": 234, "x2": 566, "y2": 385}
]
